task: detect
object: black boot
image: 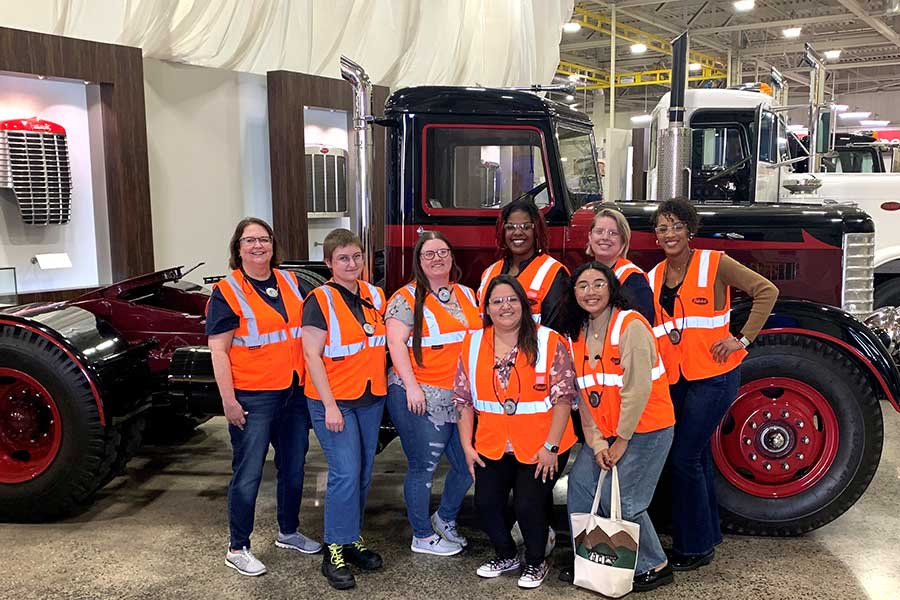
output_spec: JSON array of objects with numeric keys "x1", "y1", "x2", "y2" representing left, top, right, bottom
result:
[
  {"x1": 666, "y1": 549, "x2": 714, "y2": 571},
  {"x1": 343, "y1": 537, "x2": 383, "y2": 571},
  {"x1": 633, "y1": 564, "x2": 674, "y2": 592},
  {"x1": 321, "y1": 544, "x2": 355, "y2": 590}
]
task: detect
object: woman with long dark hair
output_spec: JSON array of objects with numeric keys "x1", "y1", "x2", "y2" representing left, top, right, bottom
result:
[
  {"x1": 385, "y1": 232, "x2": 480, "y2": 556},
  {"x1": 455, "y1": 275, "x2": 577, "y2": 589}
]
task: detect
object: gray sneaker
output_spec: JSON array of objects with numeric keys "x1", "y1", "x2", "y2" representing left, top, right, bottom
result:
[
  {"x1": 411, "y1": 534, "x2": 463, "y2": 556},
  {"x1": 275, "y1": 531, "x2": 323, "y2": 554},
  {"x1": 225, "y1": 547, "x2": 267, "y2": 576},
  {"x1": 431, "y1": 512, "x2": 468, "y2": 547}
]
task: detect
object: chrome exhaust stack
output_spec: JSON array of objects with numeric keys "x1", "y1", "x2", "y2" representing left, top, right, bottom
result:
[
  {"x1": 656, "y1": 32, "x2": 692, "y2": 201},
  {"x1": 340, "y1": 56, "x2": 375, "y2": 279}
]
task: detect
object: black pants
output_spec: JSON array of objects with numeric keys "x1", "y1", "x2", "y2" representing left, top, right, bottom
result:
[{"x1": 475, "y1": 451, "x2": 569, "y2": 567}]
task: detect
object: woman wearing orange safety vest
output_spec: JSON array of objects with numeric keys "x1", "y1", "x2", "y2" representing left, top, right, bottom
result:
[
  {"x1": 385, "y1": 232, "x2": 480, "y2": 557},
  {"x1": 207, "y1": 217, "x2": 321, "y2": 578},
  {"x1": 585, "y1": 205, "x2": 655, "y2": 324},
  {"x1": 455, "y1": 275, "x2": 577, "y2": 589},
  {"x1": 648, "y1": 198, "x2": 777, "y2": 571},
  {"x1": 302, "y1": 228, "x2": 387, "y2": 590},
  {"x1": 559, "y1": 261, "x2": 676, "y2": 592},
  {"x1": 477, "y1": 198, "x2": 569, "y2": 331}
]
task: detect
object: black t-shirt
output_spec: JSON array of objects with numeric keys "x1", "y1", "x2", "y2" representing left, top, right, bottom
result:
[
  {"x1": 205, "y1": 271, "x2": 289, "y2": 337},
  {"x1": 500, "y1": 254, "x2": 570, "y2": 332},
  {"x1": 621, "y1": 272, "x2": 656, "y2": 325}
]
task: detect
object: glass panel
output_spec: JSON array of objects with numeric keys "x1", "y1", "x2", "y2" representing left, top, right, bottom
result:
[
  {"x1": 692, "y1": 126, "x2": 745, "y2": 170},
  {"x1": 0, "y1": 267, "x2": 17, "y2": 306},
  {"x1": 759, "y1": 112, "x2": 776, "y2": 163}
]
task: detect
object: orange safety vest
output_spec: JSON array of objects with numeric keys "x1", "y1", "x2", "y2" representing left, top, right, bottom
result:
[
  {"x1": 612, "y1": 256, "x2": 649, "y2": 283},
  {"x1": 647, "y1": 249, "x2": 746, "y2": 383},
  {"x1": 460, "y1": 325, "x2": 577, "y2": 463},
  {"x1": 391, "y1": 283, "x2": 482, "y2": 388},
  {"x1": 304, "y1": 280, "x2": 387, "y2": 401},
  {"x1": 213, "y1": 269, "x2": 305, "y2": 391},
  {"x1": 477, "y1": 254, "x2": 568, "y2": 323},
  {"x1": 568, "y1": 309, "x2": 674, "y2": 438}
]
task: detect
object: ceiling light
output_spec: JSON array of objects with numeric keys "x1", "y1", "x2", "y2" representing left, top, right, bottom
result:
[
  {"x1": 565, "y1": 94, "x2": 575, "y2": 101},
  {"x1": 831, "y1": 104, "x2": 848, "y2": 112},
  {"x1": 631, "y1": 114, "x2": 653, "y2": 124},
  {"x1": 782, "y1": 27, "x2": 802, "y2": 38},
  {"x1": 563, "y1": 22, "x2": 582, "y2": 33},
  {"x1": 688, "y1": 63, "x2": 702, "y2": 72},
  {"x1": 630, "y1": 43, "x2": 647, "y2": 54},
  {"x1": 568, "y1": 74, "x2": 580, "y2": 82},
  {"x1": 824, "y1": 50, "x2": 842, "y2": 60},
  {"x1": 861, "y1": 120, "x2": 890, "y2": 127},
  {"x1": 733, "y1": 0, "x2": 755, "y2": 11},
  {"x1": 839, "y1": 111, "x2": 872, "y2": 119}
]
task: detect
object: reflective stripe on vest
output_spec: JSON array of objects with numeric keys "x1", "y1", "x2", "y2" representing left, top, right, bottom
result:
[
  {"x1": 320, "y1": 286, "x2": 385, "y2": 358},
  {"x1": 401, "y1": 284, "x2": 479, "y2": 348},
  {"x1": 223, "y1": 270, "x2": 304, "y2": 348},
  {"x1": 651, "y1": 313, "x2": 731, "y2": 340}
]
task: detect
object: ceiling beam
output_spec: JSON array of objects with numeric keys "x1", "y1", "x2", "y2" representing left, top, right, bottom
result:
[
  {"x1": 690, "y1": 14, "x2": 855, "y2": 35},
  {"x1": 591, "y1": 0, "x2": 728, "y2": 53},
  {"x1": 835, "y1": 0, "x2": 900, "y2": 50},
  {"x1": 737, "y1": 34, "x2": 889, "y2": 58}
]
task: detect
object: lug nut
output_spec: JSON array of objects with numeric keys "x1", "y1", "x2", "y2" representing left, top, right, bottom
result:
[
  {"x1": 796, "y1": 420, "x2": 805, "y2": 429},
  {"x1": 796, "y1": 453, "x2": 805, "y2": 460},
  {"x1": 764, "y1": 411, "x2": 771, "y2": 419},
  {"x1": 750, "y1": 422, "x2": 758, "y2": 430},
  {"x1": 744, "y1": 437, "x2": 752, "y2": 445},
  {"x1": 749, "y1": 453, "x2": 757, "y2": 461},
  {"x1": 782, "y1": 410, "x2": 790, "y2": 418},
  {"x1": 801, "y1": 436, "x2": 810, "y2": 444},
  {"x1": 782, "y1": 462, "x2": 790, "y2": 470},
  {"x1": 764, "y1": 462, "x2": 772, "y2": 471}
]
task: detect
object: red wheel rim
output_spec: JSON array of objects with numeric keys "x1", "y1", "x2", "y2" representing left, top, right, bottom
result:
[
  {"x1": 712, "y1": 377, "x2": 839, "y2": 498},
  {"x1": 0, "y1": 368, "x2": 62, "y2": 484}
]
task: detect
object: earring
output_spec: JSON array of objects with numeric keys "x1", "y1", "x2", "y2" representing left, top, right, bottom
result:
[{"x1": 655, "y1": 239, "x2": 660, "y2": 246}]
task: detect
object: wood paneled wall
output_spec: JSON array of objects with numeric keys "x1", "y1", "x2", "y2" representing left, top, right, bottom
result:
[
  {"x1": 0, "y1": 27, "x2": 154, "y2": 288},
  {"x1": 267, "y1": 71, "x2": 389, "y2": 260}
]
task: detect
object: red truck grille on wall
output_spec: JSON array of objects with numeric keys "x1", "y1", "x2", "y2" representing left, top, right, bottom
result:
[{"x1": 0, "y1": 117, "x2": 72, "y2": 225}]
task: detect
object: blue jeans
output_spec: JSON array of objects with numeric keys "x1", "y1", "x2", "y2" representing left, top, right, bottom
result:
[
  {"x1": 386, "y1": 384, "x2": 473, "y2": 538},
  {"x1": 307, "y1": 396, "x2": 385, "y2": 545},
  {"x1": 567, "y1": 428, "x2": 674, "y2": 575},
  {"x1": 227, "y1": 384, "x2": 310, "y2": 550},
  {"x1": 669, "y1": 366, "x2": 741, "y2": 556}
]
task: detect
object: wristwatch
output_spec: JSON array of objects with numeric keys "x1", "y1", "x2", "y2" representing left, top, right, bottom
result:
[
  {"x1": 544, "y1": 441, "x2": 560, "y2": 453},
  {"x1": 738, "y1": 335, "x2": 751, "y2": 348}
]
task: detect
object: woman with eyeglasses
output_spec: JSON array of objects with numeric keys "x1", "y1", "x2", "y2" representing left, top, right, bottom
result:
[
  {"x1": 559, "y1": 262, "x2": 676, "y2": 592},
  {"x1": 385, "y1": 232, "x2": 480, "y2": 556},
  {"x1": 207, "y1": 217, "x2": 320, "y2": 577},
  {"x1": 649, "y1": 198, "x2": 777, "y2": 571},
  {"x1": 302, "y1": 228, "x2": 387, "y2": 590},
  {"x1": 585, "y1": 205, "x2": 655, "y2": 324},
  {"x1": 455, "y1": 275, "x2": 577, "y2": 589},
  {"x1": 477, "y1": 198, "x2": 569, "y2": 331}
]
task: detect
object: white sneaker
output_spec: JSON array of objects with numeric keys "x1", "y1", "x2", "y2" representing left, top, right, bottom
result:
[
  {"x1": 225, "y1": 547, "x2": 267, "y2": 576},
  {"x1": 275, "y1": 530, "x2": 323, "y2": 554},
  {"x1": 518, "y1": 561, "x2": 550, "y2": 589},
  {"x1": 410, "y1": 534, "x2": 463, "y2": 556},
  {"x1": 431, "y1": 512, "x2": 468, "y2": 547},
  {"x1": 509, "y1": 522, "x2": 556, "y2": 557},
  {"x1": 476, "y1": 556, "x2": 521, "y2": 578}
]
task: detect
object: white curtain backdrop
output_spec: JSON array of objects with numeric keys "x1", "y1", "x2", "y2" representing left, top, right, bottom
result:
[{"x1": 0, "y1": 0, "x2": 574, "y2": 87}]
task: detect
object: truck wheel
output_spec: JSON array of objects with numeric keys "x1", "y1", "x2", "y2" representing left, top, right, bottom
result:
[
  {"x1": 712, "y1": 334, "x2": 883, "y2": 535},
  {"x1": 874, "y1": 276, "x2": 900, "y2": 308},
  {"x1": 0, "y1": 326, "x2": 113, "y2": 520},
  {"x1": 291, "y1": 268, "x2": 327, "y2": 296}
]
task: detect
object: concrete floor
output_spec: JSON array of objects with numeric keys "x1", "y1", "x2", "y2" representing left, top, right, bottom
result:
[{"x1": 8, "y1": 405, "x2": 900, "y2": 600}]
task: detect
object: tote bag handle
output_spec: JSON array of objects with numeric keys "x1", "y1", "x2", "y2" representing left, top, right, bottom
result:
[{"x1": 589, "y1": 465, "x2": 622, "y2": 521}]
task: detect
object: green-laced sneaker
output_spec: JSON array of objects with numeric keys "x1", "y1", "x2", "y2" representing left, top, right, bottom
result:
[
  {"x1": 321, "y1": 543, "x2": 355, "y2": 590},
  {"x1": 343, "y1": 536, "x2": 383, "y2": 571}
]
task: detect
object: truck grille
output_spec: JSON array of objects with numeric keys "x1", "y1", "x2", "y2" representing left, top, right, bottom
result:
[
  {"x1": 0, "y1": 119, "x2": 72, "y2": 225},
  {"x1": 305, "y1": 146, "x2": 347, "y2": 215},
  {"x1": 842, "y1": 232, "x2": 875, "y2": 318}
]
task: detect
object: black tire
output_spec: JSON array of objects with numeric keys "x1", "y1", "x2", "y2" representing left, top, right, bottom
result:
[
  {"x1": 0, "y1": 325, "x2": 115, "y2": 521},
  {"x1": 715, "y1": 334, "x2": 884, "y2": 536},
  {"x1": 875, "y1": 276, "x2": 900, "y2": 308},
  {"x1": 289, "y1": 268, "x2": 327, "y2": 296}
]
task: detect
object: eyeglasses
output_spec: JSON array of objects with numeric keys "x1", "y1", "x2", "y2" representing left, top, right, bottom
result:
[
  {"x1": 575, "y1": 280, "x2": 609, "y2": 293},
  {"x1": 591, "y1": 227, "x2": 621, "y2": 238},
  {"x1": 240, "y1": 236, "x2": 273, "y2": 246},
  {"x1": 504, "y1": 222, "x2": 534, "y2": 232},
  {"x1": 653, "y1": 222, "x2": 688, "y2": 235},
  {"x1": 488, "y1": 295, "x2": 521, "y2": 307},
  {"x1": 422, "y1": 248, "x2": 451, "y2": 261},
  {"x1": 334, "y1": 253, "x2": 364, "y2": 265}
]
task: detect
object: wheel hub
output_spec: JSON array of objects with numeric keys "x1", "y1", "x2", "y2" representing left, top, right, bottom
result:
[
  {"x1": 713, "y1": 377, "x2": 839, "y2": 498},
  {"x1": 0, "y1": 368, "x2": 62, "y2": 484}
]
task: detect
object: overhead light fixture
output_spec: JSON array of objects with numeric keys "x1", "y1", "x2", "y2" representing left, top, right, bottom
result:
[
  {"x1": 861, "y1": 120, "x2": 890, "y2": 127},
  {"x1": 839, "y1": 111, "x2": 872, "y2": 119},
  {"x1": 565, "y1": 94, "x2": 575, "y2": 101},
  {"x1": 631, "y1": 114, "x2": 653, "y2": 124},
  {"x1": 568, "y1": 74, "x2": 580, "y2": 82},
  {"x1": 688, "y1": 63, "x2": 702, "y2": 72},
  {"x1": 733, "y1": 0, "x2": 755, "y2": 11},
  {"x1": 831, "y1": 104, "x2": 849, "y2": 112},
  {"x1": 630, "y1": 43, "x2": 647, "y2": 54},
  {"x1": 782, "y1": 27, "x2": 802, "y2": 38},
  {"x1": 563, "y1": 22, "x2": 582, "y2": 33},
  {"x1": 824, "y1": 50, "x2": 842, "y2": 60}
]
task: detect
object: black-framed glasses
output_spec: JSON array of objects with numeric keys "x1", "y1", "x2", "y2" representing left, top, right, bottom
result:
[
  {"x1": 504, "y1": 222, "x2": 534, "y2": 232},
  {"x1": 653, "y1": 222, "x2": 687, "y2": 235},
  {"x1": 422, "y1": 248, "x2": 451, "y2": 261},
  {"x1": 240, "y1": 236, "x2": 273, "y2": 246}
]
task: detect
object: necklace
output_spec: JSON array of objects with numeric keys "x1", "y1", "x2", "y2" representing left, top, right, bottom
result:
[{"x1": 666, "y1": 249, "x2": 694, "y2": 283}]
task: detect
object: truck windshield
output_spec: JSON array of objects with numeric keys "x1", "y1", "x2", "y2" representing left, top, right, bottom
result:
[
  {"x1": 423, "y1": 125, "x2": 550, "y2": 210},
  {"x1": 557, "y1": 125, "x2": 601, "y2": 208}
]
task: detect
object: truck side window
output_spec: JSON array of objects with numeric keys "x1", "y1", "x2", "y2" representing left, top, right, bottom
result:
[
  {"x1": 759, "y1": 111, "x2": 776, "y2": 163},
  {"x1": 692, "y1": 126, "x2": 745, "y2": 170},
  {"x1": 424, "y1": 126, "x2": 551, "y2": 211},
  {"x1": 557, "y1": 125, "x2": 600, "y2": 207}
]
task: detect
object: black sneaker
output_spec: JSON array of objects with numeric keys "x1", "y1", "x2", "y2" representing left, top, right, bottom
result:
[
  {"x1": 322, "y1": 543, "x2": 355, "y2": 590},
  {"x1": 633, "y1": 564, "x2": 674, "y2": 592},
  {"x1": 343, "y1": 537, "x2": 383, "y2": 571}
]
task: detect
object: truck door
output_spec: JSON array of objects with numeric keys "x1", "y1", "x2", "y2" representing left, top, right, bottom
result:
[{"x1": 753, "y1": 106, "x2": 783, "y2": 203}]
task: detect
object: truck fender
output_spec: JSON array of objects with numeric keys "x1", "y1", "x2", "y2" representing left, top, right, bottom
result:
[
  {"x1": 875, "y1": 247, "x2": 900, "y2": 273},
  {"x1": 732, "y1": 298, "x2": 900, "y2": 412}
]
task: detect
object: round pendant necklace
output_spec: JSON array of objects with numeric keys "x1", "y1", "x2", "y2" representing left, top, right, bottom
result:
[
  {"x1": 265, "y1": 287, "x2": 279, "y2": 298},
  {"x1": 436, "y1": 286, "x2": 452, "y2": 303}
]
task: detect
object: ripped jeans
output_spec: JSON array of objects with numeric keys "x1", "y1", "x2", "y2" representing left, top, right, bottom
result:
[{"x1": 386, "y1": 384, "x2": 473, "y2": 538}]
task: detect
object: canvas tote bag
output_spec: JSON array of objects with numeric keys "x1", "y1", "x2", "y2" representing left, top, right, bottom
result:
[{"x1": 571, "y1": 465, "x2": 640, "y2": 597}]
